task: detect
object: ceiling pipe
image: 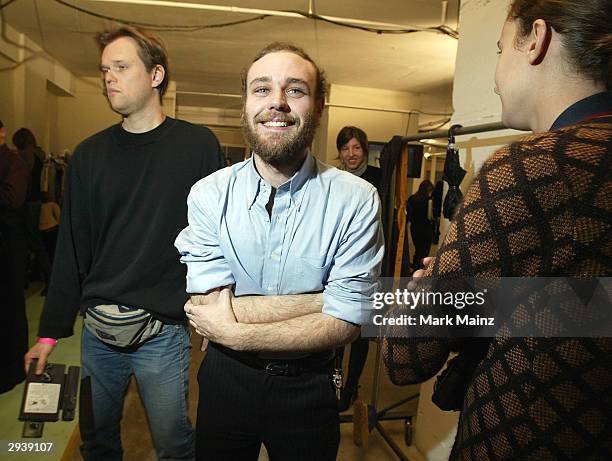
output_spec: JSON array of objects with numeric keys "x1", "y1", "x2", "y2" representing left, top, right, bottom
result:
[
  {"x1": 87, "y1": 0, "x2": 440, "y2": 32},
  {"x1": 323, "y1": 102, "x2": 421, "y2": 115},
  {"x1": 440, "y1": 0, "x2": 448, "y2": 25},
  {"x1": 177, "y1": 91, "x2": 242, "y2": 99},
  {"x1": 175, "y1": 93, "x2": 453, "y2": 117},
  {"x1": 326, "y1": 102, "x2": 452, "y2": 117}
]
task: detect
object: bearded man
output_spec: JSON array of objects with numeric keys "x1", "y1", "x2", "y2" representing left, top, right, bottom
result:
[{"x1": 175, "y1": 42, "x2": 384, "y2": 461}]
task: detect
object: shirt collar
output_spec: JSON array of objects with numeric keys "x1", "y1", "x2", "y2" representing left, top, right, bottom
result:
[
  {"x1": 245, "y1": 152, "x2": 316, "y2": 211},
  {"x1": 550, "y1": 91, "x2": 612, "y2": 130}
]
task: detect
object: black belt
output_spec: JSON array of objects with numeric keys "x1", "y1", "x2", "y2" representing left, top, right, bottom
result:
[{"x1": 211, "y1": 343, "x2": 334, "y2": 377}]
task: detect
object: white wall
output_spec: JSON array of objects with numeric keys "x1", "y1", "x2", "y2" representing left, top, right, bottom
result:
[
  {"x1": 453, "y1": 0, "x2": 506, "y2": 126},
  {"x1": 0, "y1": 21, "x2": 62, "y2": 151},
  {"x1": 52, "y1": 77, "x2": 120, "y2": 154},
  {"x1": 176, "y1": 105, "x2": 245, "y2": 148}
]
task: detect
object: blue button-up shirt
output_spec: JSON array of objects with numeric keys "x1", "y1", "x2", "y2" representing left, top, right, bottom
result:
[{"x1": 175, "y1": 154, "x2": 384, "y2": 325}]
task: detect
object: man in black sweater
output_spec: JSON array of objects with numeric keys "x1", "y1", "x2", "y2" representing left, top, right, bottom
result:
[{"x1": 24, "y1": 27, "x2": 224, "y2": 461}]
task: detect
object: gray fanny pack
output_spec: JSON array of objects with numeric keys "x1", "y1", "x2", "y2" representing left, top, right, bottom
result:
[{"x1": 84, "y1": 304, "x2": 163, "y2": 348}]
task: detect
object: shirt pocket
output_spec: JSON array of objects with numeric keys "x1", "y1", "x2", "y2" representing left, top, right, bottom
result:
[{"x1": 291, "y1": 255, "x2": 330, "y2": 293}]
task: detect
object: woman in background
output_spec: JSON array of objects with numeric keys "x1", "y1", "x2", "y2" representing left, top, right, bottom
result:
[
  {"x1": 336, "y1": 126, "x2": 381, "y2": 411},
  {"x1": 337, "y1": 125, "x2": 381, "y2": 186}
]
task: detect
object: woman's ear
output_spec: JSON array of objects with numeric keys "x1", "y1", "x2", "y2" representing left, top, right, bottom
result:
[{"x1": 528, "y1": 19, "x2": 552, "y2": 65}]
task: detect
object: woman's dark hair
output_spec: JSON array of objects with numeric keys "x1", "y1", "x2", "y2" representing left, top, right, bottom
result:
[
  {"x1": 12, "y1": 128, "x2": 36, "y2": 150},
  {"x1": 336, "y1": 126, "x2": 369, "y2": 155},
  {"x1": 416, "y1": 179, "x2": 434, "y2": 197},
  {"x1": 508, "y1": 0, "x2": 612, "y2": 88},
  {"x1": 96, "y1": 26, "x2": 170, "y2": 100}
]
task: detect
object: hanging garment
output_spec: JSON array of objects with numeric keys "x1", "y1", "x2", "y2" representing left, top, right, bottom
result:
[{"x1": 442, "y1": 125, "x2": 466, "y2": 220}]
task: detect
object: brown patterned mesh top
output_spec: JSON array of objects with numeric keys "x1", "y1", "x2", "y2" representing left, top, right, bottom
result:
[{"x1": 383, "y1": 118, "x2": 612, "y2": 460}]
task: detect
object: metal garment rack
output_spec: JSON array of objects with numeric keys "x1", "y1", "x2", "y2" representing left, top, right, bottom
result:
[
  {"x1": 402, "y1": 121, "x2": 505, "y2": 143},
  {"x1": 345, "y1": 121, "x2": 507, "y2": 461},
  {"x1": 339, "y1": 339, "x2": 419, "y2": 460}
]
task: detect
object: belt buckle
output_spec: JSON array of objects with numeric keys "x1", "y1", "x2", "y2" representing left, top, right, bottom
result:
[{"x1": 265, "y1": 362, "x2": 291, "y2": 376}]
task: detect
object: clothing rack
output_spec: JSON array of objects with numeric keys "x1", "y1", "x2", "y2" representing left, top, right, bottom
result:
[
  {"x1": 402, "y1": 121, "x2": 505, "y2": 143},
  {"x1": 367, "y1": 120, "x2": 507, "y2": 461},
  {"x1": 41, "y1": 152, "x2": 69, "y2": 203}
]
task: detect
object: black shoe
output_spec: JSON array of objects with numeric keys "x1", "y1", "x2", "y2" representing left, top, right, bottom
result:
[{"x1": 338, "y1": 385, "x2": 358, "y2": 412}]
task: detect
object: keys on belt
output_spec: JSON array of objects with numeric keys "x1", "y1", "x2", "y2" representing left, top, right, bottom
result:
[{"x1": 333, "y1": 354, "x2": 343, "y2": 399}]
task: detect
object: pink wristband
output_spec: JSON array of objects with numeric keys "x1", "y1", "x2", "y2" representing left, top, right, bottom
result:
[{"x1": 37, "y1": 337, "x2": 58, "y2": 346}]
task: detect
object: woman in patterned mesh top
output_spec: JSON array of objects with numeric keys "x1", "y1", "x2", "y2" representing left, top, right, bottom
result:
[{"x1": 384, "y1": 0, "x2": 612, "y2": 459}]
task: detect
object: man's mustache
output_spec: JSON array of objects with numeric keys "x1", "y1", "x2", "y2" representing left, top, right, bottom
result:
[{"x1": 253, "y1": 112, "x2": 298, "y2": 124}]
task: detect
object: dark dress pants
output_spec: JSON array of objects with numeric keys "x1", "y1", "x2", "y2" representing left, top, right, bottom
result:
[{"x1": 196, "y1": 344, "x2": 340, "y2": 461}]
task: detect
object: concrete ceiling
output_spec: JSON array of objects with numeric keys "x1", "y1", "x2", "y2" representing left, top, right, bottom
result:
[{"x1": 2, "y1": 0, "x2": 459, "y2": 110}]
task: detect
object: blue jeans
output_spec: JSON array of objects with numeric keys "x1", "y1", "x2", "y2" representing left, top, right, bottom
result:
[{"x1": 80, "y1": 323, "x2": 194, "y2": 461}]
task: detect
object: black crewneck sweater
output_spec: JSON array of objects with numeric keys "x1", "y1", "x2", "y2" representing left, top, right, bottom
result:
[{"x1": 39, "y1": 117, "x2": 224, "y2": 338}]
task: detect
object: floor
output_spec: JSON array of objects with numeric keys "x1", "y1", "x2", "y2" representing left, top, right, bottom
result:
[
  {"x1": 0, "y1": 284, "x2": 82, "y2": 461},
  {"x1": 1, "y1": 287, "x2": 422, "y2": 461}
]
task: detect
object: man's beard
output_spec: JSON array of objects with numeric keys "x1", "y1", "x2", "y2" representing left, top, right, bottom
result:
[{"x1": 242, "y1": 110, "x2": 319, "y2": 168}]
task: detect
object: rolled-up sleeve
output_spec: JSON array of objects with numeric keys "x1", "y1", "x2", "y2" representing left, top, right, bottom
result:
[
  {"x1": 175, "y1": 182, "x2": 235, "y2": 293},
  {"x1": 323, "y1": 188, "x2": 384, "y2": 324}
]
